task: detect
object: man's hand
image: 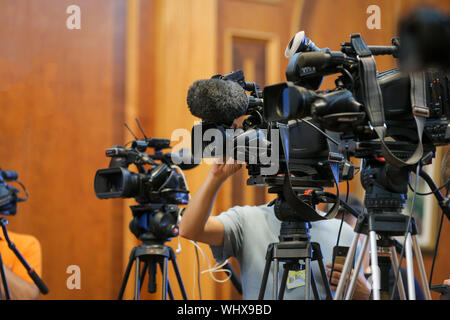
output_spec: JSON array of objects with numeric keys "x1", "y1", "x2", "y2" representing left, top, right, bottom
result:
[
  {"x1": 209, "y1": 159, "x2": 243, "y2": 182},
  {"x1": 326, "y1": 263, "x2": 371, "y2": 300}
]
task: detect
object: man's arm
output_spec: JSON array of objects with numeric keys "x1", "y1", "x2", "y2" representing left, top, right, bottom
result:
[
  {"x1": 179, "y1": 161, "x2": 242, "y2": 246},
  {"x1": 0, "y1": 266, "x2": 39, "y2": 300}
]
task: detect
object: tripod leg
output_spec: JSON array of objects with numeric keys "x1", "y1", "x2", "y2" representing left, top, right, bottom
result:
[
  {"x1": 305, "y1": 258, "x2": 311, "y2": 301},
  {"x1": 161, "y1": 256, "x2": 169, "y2": 300},
  {"x1": 405, "y1": 233, "x2": 416, "y2": 300},
  {"x1": 310, "y1": 269, "x2": 320, "y2": 300},
  {"x1": 389, "y1": 246, "x2": 406, "y2": 300},
  {"x1": 158, "y1": 261, "x2": 174, "y2": 300},
  {"x1": 118, "y1": 248, "x2": 136, "y2": 300},
  {"x1": 411, "y1": 235, "x2": 432, "y2": 300},
  {"x1": 273, "y1": 258, "x2": 279, "y2": 300},
  {"x1": 134, "y1": 257, "x2": 141, "y2": 300},
  {"x1": 335, "y1": 232, "x2": 359, "y2": 300},
  {"x1": 258, "y1": 245, "x2": 273, "y2": 300},
  {"x1": 169, "y1": 249, "x2": 188, "y2": 300},
  {"x1": 345, "y1": 234, "x2": 369, "y2": 300},
  {"x1": 369, "y1": 231, "x2": 381, "y2": 300},
  {"x1": 278, "y1": 266, "x2": 289, "y2": 300},
  {"x1": 317, "y1": 258, "x2": 332, "y2": 300}
]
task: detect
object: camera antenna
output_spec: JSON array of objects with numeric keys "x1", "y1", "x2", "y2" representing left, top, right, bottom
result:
[
  {"x1": 123, "y1": 122, "x2": 139, "y2": 140},
  {"x1": 135, "y1": 118, "x2": 149, "y2": 140}
]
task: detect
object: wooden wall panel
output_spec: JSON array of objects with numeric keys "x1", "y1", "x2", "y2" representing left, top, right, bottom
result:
[{"x1": 0, "y1": 0, "x2": 126, "y2": 299}]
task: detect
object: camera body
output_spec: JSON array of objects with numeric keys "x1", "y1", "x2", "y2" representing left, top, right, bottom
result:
[
  {"x1": 190, "y1": 70, "x2": 354, "y2": 185},
  {"x1": 94, "y1": 138, "x2": 189, "y2": 205},
  {"x1": 263, "y1": 34, "x2": 450, "y2": 160},
  {"x1": 94, "y1": 138, "x2": 189, "y2": 242},
  {"x1": 0, "y1": 169, "x2": 23, "y2": 216}
]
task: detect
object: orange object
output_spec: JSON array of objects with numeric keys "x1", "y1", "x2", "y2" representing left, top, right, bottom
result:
[{"x1": 0, "y1": 231, "x2": 42, "y2": 284}]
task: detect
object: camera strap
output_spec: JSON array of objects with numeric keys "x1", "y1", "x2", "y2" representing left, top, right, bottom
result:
[
  {"x1": 278, "y1": 123, "x2": 339, "y2": 221},
  {"x1": 351, "y1": 34, "x2": 426, "y2": 168}
]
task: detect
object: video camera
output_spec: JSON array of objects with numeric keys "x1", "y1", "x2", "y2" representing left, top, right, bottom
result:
[
  {"x1": 0, "y1": 168, "x2": 28, "y2": 216},
  {"x1": 94, "y1": 136, "x2": 190, "y2": 242},
  {"x1": 264, "y1": 32, "x2": 450, "y2": 163},
  {"x1": 187, "y1": 69, "x2": 350, "y2": 222}
]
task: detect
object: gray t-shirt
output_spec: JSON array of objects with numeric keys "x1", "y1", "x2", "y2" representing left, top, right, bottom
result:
[{"x1": 210, "y1": 204, "x2": 358, "y2": 300}]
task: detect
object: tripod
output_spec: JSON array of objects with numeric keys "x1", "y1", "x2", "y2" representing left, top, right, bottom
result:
[
  {"x1": 117, "y1": 237, "x2": 188, "y2": 300},
  {"x1": 258, "y1": 198, "x2": 332, "y2": 300},
  {"x1": 117, "y1": 205, "x2": 188, "y2": 300},
  {"x1": 334, "y1": 160, "x2": 432, "y2": 300}
]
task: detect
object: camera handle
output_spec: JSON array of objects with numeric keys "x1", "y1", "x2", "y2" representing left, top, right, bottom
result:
[{"x1": 0, "y1": 218, "x2": 49, "y2": 296}]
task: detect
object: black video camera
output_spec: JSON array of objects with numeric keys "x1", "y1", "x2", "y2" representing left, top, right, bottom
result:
[
  {"x1": 263, "y1": 32, "x2": 450, "y2": 163},
  {"x1": 94, "y1": 138, "x2": 189, "y2": 205},
  {"x1": 188, "y1": 68, "x2": 351, "y2": 222},
  {"x1": 94, "y1": 137, "x2": 190, "y2": 242},
  {"x1": 0, "y1": 169, "x2": 27, "y2": 216}
]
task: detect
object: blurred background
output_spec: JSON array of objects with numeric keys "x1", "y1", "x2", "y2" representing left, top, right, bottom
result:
[{"x1": 0, "y1": 0, "x2": 449, "y2": 300}]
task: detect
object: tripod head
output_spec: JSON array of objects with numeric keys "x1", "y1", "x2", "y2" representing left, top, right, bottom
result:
[
  {"x1": 128, "y1": 203, "x2": 181, "y2": 244},
  {"x1": 269, "y1": 191, "x2": 318, "y2": 242},
  {"x1": 361, "y1": 158, "x2": 410, "y2": 214}
]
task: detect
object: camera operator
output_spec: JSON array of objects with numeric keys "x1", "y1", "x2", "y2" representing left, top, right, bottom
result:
[
  {"x1": 179, "y1": 146, "x2": 364, "y2": 299},
  {"x1": 0, "y1": 229, "x2": 42, "y2": 300}
]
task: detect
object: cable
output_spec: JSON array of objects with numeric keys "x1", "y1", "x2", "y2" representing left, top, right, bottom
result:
[
  {"x1": 428, "y1": 186, "x2": 448, "y2": 288},
  {"x1": 301, "y1": 119, "x2": 340, "y2": 145},
  {"x1": 389, "y1": 163, "x2": 421, "y2": 300},
  {"x1": 408, "y1": 178, "x2": 450, "y2": 196},
  {"x1": 11, "y1": 180, "x2": 29, "y2": 202},
  {"x1": 194, "y1": 244, "x2": 202, "y2": 300},
  {"x1": 189, "y1": 240, "x2": 232, "y2": 283}
]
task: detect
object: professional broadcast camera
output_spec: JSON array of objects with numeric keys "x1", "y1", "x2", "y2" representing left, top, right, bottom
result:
[
  {"x1": 264, "y1": 33, "x2": 450, "y2": 162},
  {"x1": 94, "y1": 137, "x2": 190, "y2": 242},
  {"x1": 187, "y1": 69, "x2": 353, "y2": 223}
]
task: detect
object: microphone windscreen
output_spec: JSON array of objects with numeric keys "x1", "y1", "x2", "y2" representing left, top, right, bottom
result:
[{"x1": 187, "y1": 79, "x2": 249, "y2": 125}]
